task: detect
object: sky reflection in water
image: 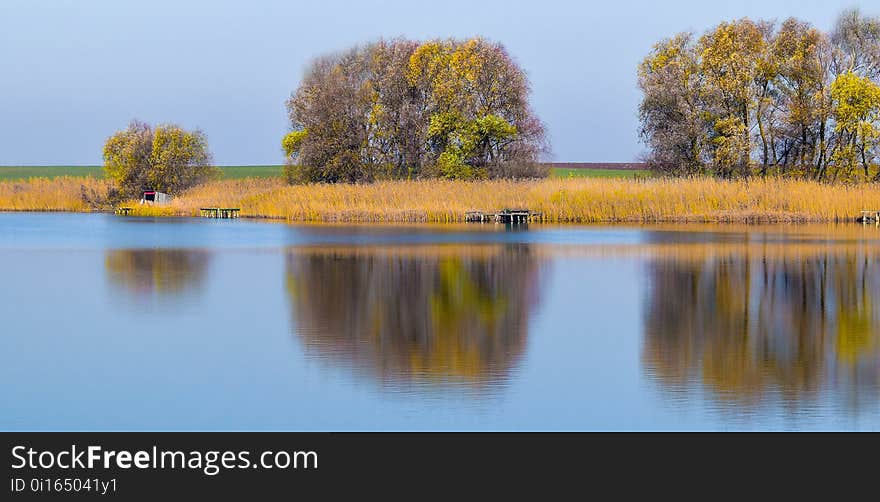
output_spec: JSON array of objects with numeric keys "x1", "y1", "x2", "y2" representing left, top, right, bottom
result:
[{"x1": 1, "y1": 214, "x2": 879, "y2": 430}]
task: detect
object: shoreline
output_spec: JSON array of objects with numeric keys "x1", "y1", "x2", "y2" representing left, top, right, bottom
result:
[
  {"x1": 3, "y1": 175, "x2": 880, "y2": 224},
  {"x1": 0, "y1": 208, "x2": 866, "y2": 225}
]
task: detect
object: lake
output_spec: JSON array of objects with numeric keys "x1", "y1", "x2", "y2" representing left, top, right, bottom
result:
[{"x1": 1, "y1": 213, "x2": 879, "y2": 431}]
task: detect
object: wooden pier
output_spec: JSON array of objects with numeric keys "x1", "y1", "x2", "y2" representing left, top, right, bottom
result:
[
  {"x1": 859, "y1": 210, "x2": 880, "y2": 224},
  {"x1": 200, "y1": 208, "x2": 241, "y2": 219},
  {"x1": 465, "y1": 209, "x2": 542, "y2": 224},
  {"x1": 115, "y1": 207, "x2": 133, "y2": 215}
]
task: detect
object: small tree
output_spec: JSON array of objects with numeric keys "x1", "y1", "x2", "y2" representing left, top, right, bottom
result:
[
  {"x1": 103, "y1": 120, "x2": 217, "y2": 197},
  {"x1": 102, "y1": 120, "x2": 153, "y2": 197}
]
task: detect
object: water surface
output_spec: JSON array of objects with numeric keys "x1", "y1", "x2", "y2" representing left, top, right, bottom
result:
[{"x1": 1, "y1": 213, "x2": 879, "y2": 430}]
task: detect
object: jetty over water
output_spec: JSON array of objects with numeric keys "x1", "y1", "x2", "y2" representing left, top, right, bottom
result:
[
  {"x1": 200, "y1": 208, "x2": 241, "y2": 219},
  {"x1": 859, "y1": 210, "x2": 880, "y2": 224},
  {"x1": 465, "y1": 208, "x2": 542, "y2": 224}
]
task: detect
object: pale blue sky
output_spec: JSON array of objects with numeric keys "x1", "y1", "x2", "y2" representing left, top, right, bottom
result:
[{"x1": 0, "y1": 0, "x2": 873, "y2": 165}]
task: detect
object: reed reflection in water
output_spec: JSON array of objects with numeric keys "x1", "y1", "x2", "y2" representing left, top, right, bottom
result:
[
  {"x1": 285, "y1": 244, "x2": 545, "y2": 391},
  {"x1": 642, "y1": 242, "x2": 880, "y2": 415},
  {"x1": 105, "y1": 249, "x2": 211, "y2": 303}
]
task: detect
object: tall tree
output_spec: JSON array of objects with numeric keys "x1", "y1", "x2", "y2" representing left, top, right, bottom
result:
[
  {"x1": 285, "y1": 38, "x2": 548, "y2": 183},
  {"x1": 698, "y1": 19, "x2": 768, "y2": 178},
  {"x1": 832, "y1": 8, "x2": 880, "y2": 78},
  {"x1": 830, "y1": 72, "x2": 880, "y2": 180},
  {"x1": 638, "y1": 32, "x2": 709, "y2": 176},
  {"x1": 771, "y1": 19, "x2": 830, "y2": 178},
  {"x1": 639, "y1": 10, "x2": 880, "y2": 182}
]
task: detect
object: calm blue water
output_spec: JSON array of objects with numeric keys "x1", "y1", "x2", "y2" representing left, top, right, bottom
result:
[{"x1": 1, "y1": 213, "x2": 879, "y2": 431}]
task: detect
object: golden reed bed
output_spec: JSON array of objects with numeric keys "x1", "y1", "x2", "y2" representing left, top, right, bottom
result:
[
  {"x1": 0, "y1": 177, "x2": 115, "y2": 212},
  {"x1": 4, "y1": 176, "x2": 880, "y2": 223}
]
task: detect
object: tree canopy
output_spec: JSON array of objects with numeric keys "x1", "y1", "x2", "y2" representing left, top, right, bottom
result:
[
  {"x1": 284, "y1": 37, "x2": 548, "y2": 183},
  {"x1": 103, "y1": 120, "x2": 217, "y2": 196},
  {"x1": 639, "y1": 9, "x2": 880, "y2": 181}
]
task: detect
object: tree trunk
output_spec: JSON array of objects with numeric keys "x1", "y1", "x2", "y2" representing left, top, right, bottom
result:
[{"x1": 815, "y1": 121, "x2": 826, "y2": 180}]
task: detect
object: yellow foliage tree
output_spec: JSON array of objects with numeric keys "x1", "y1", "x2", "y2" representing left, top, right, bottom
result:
[{"x1": 103, "y1": 120, "x2": 216, "y2": 196}]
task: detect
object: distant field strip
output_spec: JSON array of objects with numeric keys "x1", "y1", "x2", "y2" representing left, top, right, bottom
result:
[
  {"x1": 0, "y1": 166, "x2": 105, "y2": 180},
  {"x1": 214, "y1": 165, "x2": 283, "y2": 178},
  {"x1": 553, "y1": 168, "x2": 650, "y2": 178},
  {"x1": 0, "y1": 165, "x2": 640, "y2": 181}
]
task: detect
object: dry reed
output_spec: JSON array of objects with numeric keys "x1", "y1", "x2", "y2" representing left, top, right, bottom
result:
[
  {"x1": 5, "y1": 176, "x2": 880, "y2": 223},
  {"x1": 0, "y1": 176, "x2": 115, "y2": 212}
]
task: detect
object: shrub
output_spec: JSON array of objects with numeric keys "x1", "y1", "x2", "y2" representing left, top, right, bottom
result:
[{"x1": 103, "y1": 120, "x2": 218, "y2": 196}]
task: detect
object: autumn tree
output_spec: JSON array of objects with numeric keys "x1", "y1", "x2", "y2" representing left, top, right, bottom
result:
[
  {"x1": 830, "y1": 72, "x2": 880, "y2": 180},
  {"x1": 103, "y1": 120, "x2": 216, "y2": 196},
  {"x1": 832, "y1": 8, "x2": 880, "y2": 78},
  {"x1": 638, "y1": 9, "x2": 880, "y2": 182},
  {"x1": 284, "y1": 37, "x2": 548, "y2": 183},
  {"x1": 699, "y1": 19, "x2": 769, "y2": 178},
  {"x1": 771, "y1": 19, "x2": 830, "y2": 178},
  {"x1": 638, "y1": 32, "x2": 711, "y2": 176}
]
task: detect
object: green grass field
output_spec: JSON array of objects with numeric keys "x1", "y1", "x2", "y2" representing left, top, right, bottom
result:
[
  {"x1": 214, "y1": 165, "x2": 284, "y2": 178},
  {"x1": 551, "y1": 167, "x2": 650, "y2": 178},
  {"x1": 0, "y1": 165, "x2": 646, "y2": 181},
  {"x1": 0, "y1": 166, "x2": 105, "y2": 180}
]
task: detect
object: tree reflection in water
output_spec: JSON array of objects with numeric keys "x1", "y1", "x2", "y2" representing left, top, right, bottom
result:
[
  {"x1": 643, "y1": 244, "x2": 880, "y2": 412},
  {"x1": 105, "y1": 249, "x2": 211, "y2": 301},
  {"x1": 285, "y1": 244, "x2": 545, "y2": 390}
]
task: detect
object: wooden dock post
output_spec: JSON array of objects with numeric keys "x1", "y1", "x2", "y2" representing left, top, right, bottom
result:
[
  {"x1": 496, "y1": 209, "x2": 535, "y2": 224},
  {"x1": 859, "y1": 210, "x2": 880, "y2": 224},
  {"x1": 465, "y1": 209, "x2": 541, "y2": 224},
  {"x1": 465, "y1": 211, "x2": 486, "y2": 222},
  {"x1": 200, "y1": 208, "x2": 240, "y2": 219}
]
